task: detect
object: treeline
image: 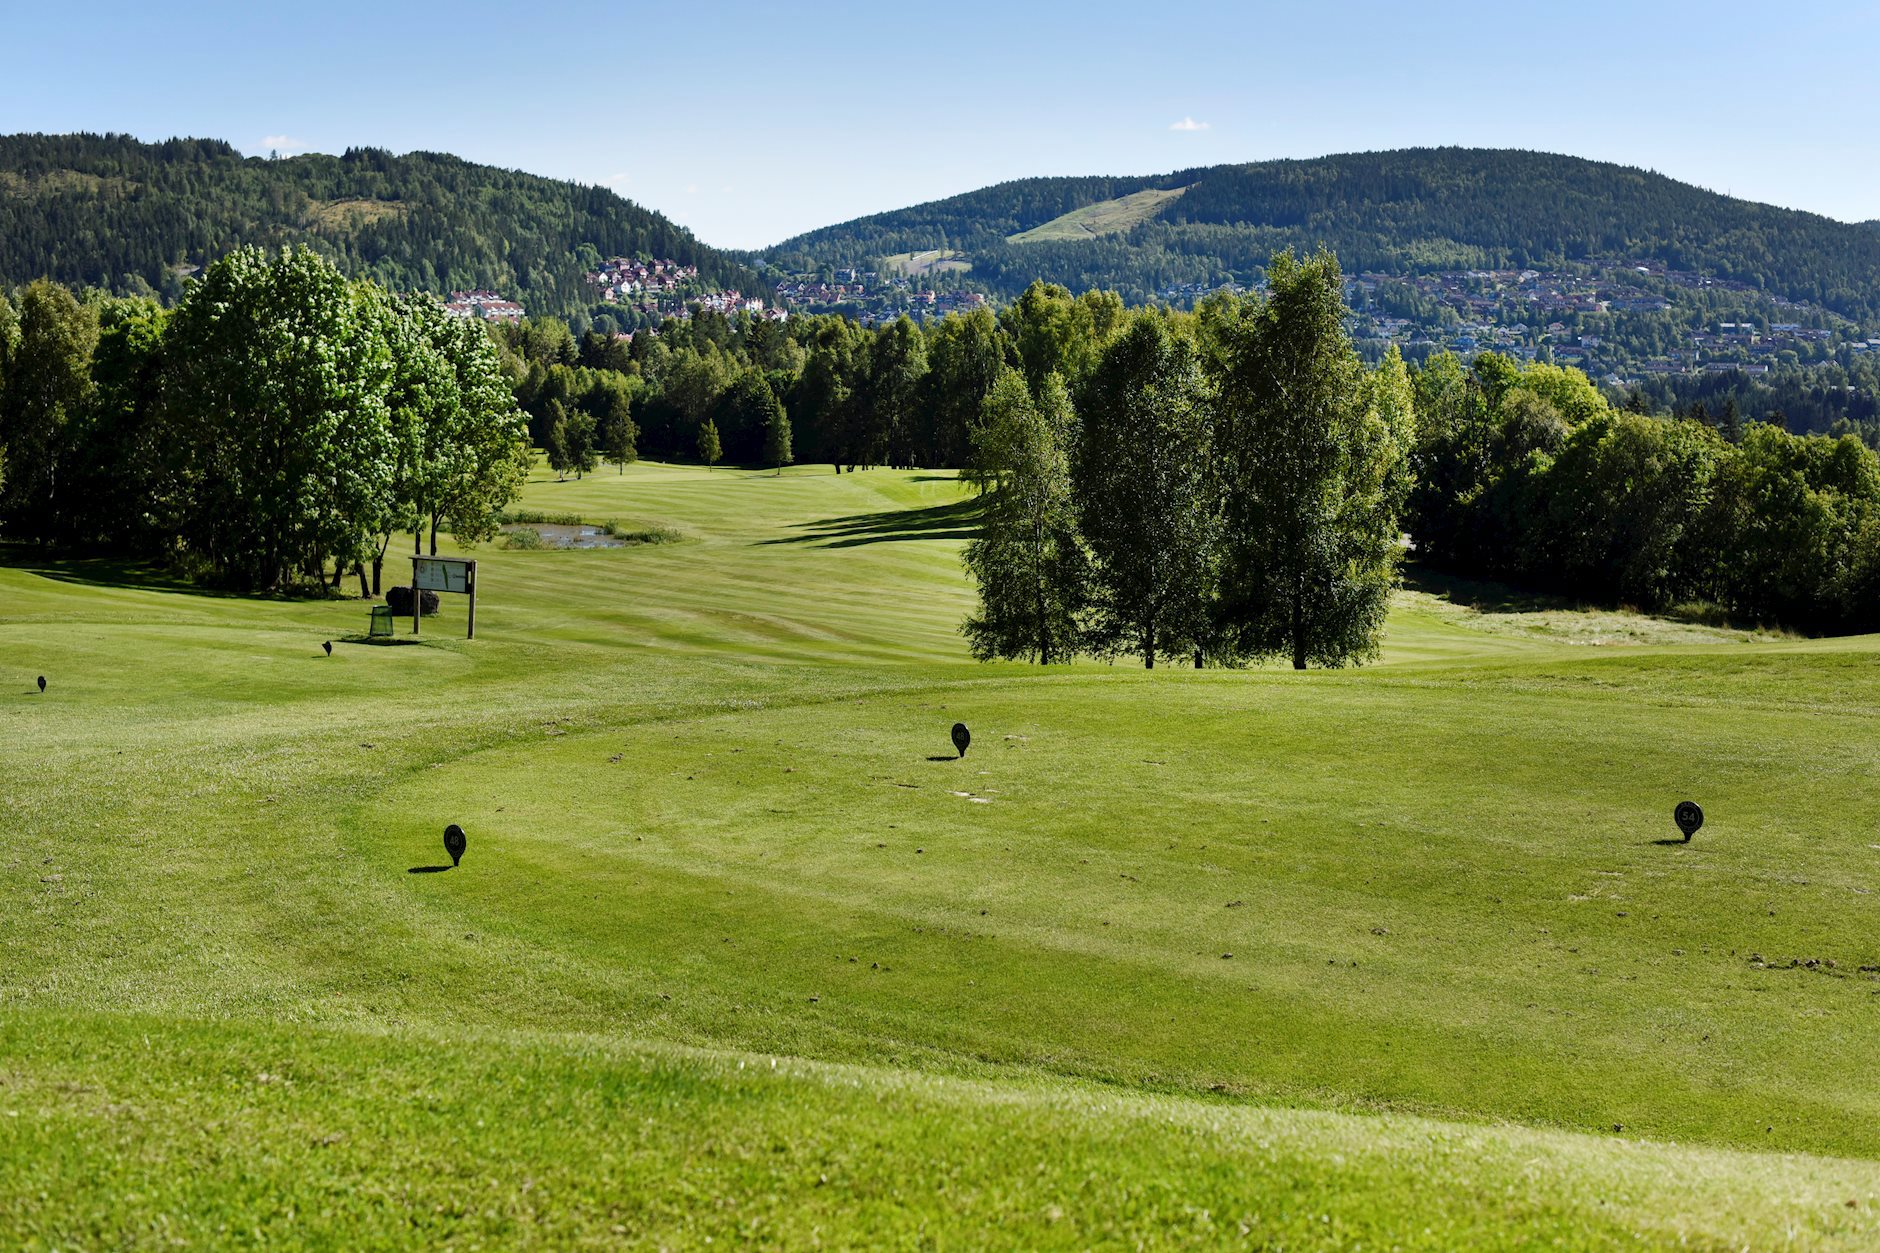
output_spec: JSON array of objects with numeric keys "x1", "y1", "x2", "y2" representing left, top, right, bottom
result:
[
  {"x1": 0, "y1": 133, "x2": 759, "y2": 321},
  {"x1": 492, "y1": 295, "x2": 1059, "y2": 474},
  {"x1": 1414, "y1": 352, "x2": 1880, "y2": 632},
  {"x1": 1625, "y1": 359, "x2": 1880, "y2": 437},
  {"x1": 0, "y1": 246, "x2": 529, "y2": 592}
]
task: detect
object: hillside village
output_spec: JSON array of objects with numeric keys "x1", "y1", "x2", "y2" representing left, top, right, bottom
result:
[
  {"x1": 774, "y1": 269, "x2": 990, "y2": 323},
  {"x1": 1339, "y1": 259, "x2": 1872, "y2": 383},
  {"x1": 576, "y1": 256, "x2": 991, "y2": 326}
]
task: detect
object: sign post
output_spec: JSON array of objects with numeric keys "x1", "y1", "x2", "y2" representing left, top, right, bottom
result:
[{"x1": 411, "y1": 556, "x2": 478, "y2": 639}]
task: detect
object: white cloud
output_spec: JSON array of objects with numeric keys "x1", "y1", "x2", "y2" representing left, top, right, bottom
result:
[
  {"x1": 1169, "y1": 117, "x2": 1210, "y2": 132},
  {"x1": 261, "y1": 134, "x2": 307, "y2": 153},
  {"x1": 602, "y1": 171, "x2": 632, "y2": 187}
]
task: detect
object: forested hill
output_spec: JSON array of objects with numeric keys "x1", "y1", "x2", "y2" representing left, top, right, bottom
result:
[
  {"x1": 766, "y1": 148, "x2": 1880, "y2": 319},
  {"x1": 0, "y1": 133, "x2": 760, "y2": 318}
]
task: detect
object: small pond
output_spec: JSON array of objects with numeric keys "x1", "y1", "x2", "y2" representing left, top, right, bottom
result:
[{"x1": 501, "y1": 523, "x2": 627, "y2": 549}]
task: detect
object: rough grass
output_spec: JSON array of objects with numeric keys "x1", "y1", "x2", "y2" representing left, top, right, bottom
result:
[
  {"x1": 1009, "y1": 185, "x2": 1190, "y2": 243},
  {"x1": 1400, "y1": 567, "x2": 1796, "y2": 646},
  {"x1": 4, "y1": 459, "x2": 1880, "y2": 1247},
  {"x1": 304, "y1": 196, "x2": 407, "y2": 233},
  {"x1": 879, "y1": 248, "x2": 972, "y2": 276}
]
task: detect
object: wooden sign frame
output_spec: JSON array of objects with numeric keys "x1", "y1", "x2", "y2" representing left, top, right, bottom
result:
[{"x1": 410, "y1": 556, "x2": 478, "y2": 639}]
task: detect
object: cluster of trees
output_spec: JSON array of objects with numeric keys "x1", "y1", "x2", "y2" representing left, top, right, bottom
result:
[
  {"x1": 494, "y1": 293, "x2": 1084, "y2": 475},
  {"x1": 0, "y1": 133, "x2": 758, "y2": 322},
  {"x1": 1629, "y1": 358, "x2": 1880, "y2": 437},
  {"x1": 0, "y1": 246, "x2": 530, "y2": 592},
  {"x1": 964, "y1": 252, "x2": 1414, "y2": 669},
  {"x1": 1411, "y1": 351, "x2": 1880, "y2": 632}
]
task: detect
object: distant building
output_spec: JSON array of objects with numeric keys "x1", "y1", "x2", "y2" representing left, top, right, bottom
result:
[{"x1": 444, "y1": 290, "x2": 524, "y2": 323}]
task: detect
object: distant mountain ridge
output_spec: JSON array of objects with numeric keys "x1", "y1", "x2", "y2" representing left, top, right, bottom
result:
[
  {"x1": 765, "y1": 149, "x2": 1880, "y2": 321},
  {"x1": 0, "y1": 132, "x2": 761, "y2": 318}
]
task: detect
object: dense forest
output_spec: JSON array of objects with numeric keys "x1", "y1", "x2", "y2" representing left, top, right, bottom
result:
[
  {"x1": 767, "y1": 149, "x2": 1880, "y2": 320},
  {"x1": 0, "y1": 133, "x2": 760, "y2": 320}
]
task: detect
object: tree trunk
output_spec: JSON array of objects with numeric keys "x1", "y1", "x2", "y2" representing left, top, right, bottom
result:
[
  {"x1": 371, "y1": 558, "x2": 383, "y2": 596},
  {"x1": 355, "y1": 563, "x2": 370, "y2": 598},
  {"x1": 1144, "y1": 623, "x2": 1156, "y2": 670},
  {"x1": 1033, "y1": 516, "x2": 1050, "y2": 666},
  {"x1": 1194, "y1": 647, "x2": 1204, "y2": 670},
  {"x1": 429, "y1": 517, "x2": 439, "y2": 557},
  {"x1": 1292, "y1": 577, "x2": 1307, "y2": 670}
]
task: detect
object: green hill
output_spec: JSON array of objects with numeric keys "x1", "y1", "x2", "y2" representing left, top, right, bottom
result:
[
  {"x1": 5, "y1": 461, "x2": 1880, "y2": 1246},
  {"x1": 0, "y1": 132, "x2": 761, "y2": 318},
  {"x1": 767, "y1": 148, "x2": 1880, "y2": 317}
]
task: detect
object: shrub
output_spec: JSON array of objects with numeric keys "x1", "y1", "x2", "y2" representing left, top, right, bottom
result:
[
  {"x1": 502, "y1": 527, "x2": 547, "y2": 550},
  {"x1": 600, "y1": 520, "x2": 681, "y2": 545},
  {"x1": 385, "y1": 585, "x2": 440, "y2": 616}
]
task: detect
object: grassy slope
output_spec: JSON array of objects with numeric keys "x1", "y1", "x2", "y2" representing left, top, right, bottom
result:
[
  {"x1": 1007, "y1": 186, "x2": 1191, "y2": 244},
  {"x1": 879, "y1": 248, "x2": 973, "y2": 276},
  {"x1": 4, "y1": 462, "x2": 1880, "y2": 1248}
]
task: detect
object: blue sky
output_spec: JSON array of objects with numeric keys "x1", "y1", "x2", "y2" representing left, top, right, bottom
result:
[{"x1": 3, "y1": 1, "x2": 1876, "y2": 249}]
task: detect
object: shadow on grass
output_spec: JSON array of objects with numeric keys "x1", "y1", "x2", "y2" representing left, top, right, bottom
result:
[
  {"x1": 2, "y1": 544, "x2": 373, "y2": 603},
  {"x1": 1651, "y1": 838, "x2": 1694, "y2": 847},
  {"x1": 336, "y1": 635, "x2": 438, "y2": 649},
  {"x1": 407, "y1": 865, "x2": 455, "y2": 874},
  {"x1": 925, "y1": 755, "x2": 962, "y2": 762},
  {"x1": 2, "y1": 546, "x2": 242, "y2": 597},
  {"x1": 1399, "y1": 564, "x2": 1580, "y2": 615},
  {"x1": 760, "y1": 496, "x2": 984, "y2": 549}
]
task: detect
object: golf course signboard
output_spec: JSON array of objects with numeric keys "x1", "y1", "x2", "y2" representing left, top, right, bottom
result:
[{"x1": 410, "y1": 556, "x2": 478, "y2": 638}]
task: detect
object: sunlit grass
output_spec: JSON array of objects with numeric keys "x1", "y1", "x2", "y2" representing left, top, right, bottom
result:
[{"x1": 4, "y1": 460, "x2": 1879, "y2": 1247}]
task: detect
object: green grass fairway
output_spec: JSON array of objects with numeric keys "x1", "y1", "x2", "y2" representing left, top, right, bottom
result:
[
  {"x1": 1009, "y1": 185, "x2": 1191, "y2": 243},
  {"x1": 5, "y1": 461, "x2": 1880, "y2": 1248}
]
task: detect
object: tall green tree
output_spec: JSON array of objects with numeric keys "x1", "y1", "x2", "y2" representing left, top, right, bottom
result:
[
  {"x1": 1073, "y1": 312, "x2": 1221, "y2": 669},
  {"x1": 696, "y1": 418, "x2": 722, "y2": 466},
  {"x1": 562, "y1": 409, "x2": 599, "y2": 479},
  {"x1": 762, "y1": 393, "x2": 794, "y2": 475},
  {"x1": 543, "y1": 403, "x2": 572, "y2": 480},
  {"x1": 161, "y1": 246, "x2": 395, "y2": 591},
  {"x1": 852, "y1": 317, "x2": 927, "y2": 467},
  {"x1": 716, "y1": 369, "x2": 783, "y2": 464},
  {"x1": 920, "y1": 308, "x2": 1009, "y2": 467},
  {"x1": 1000, "y1": 282, "x2": 1124, "y2": 399},
  {"x1": 64, "y1": 297, "x2": 167, "y2": 549},
  {"x1": 787, "y1": 318, "x2": 863, "y2": 469},
  {"x1": 0, "y1": 280, "x2": 97, "y2": 541},
  {"x1": 592, "y1": 374, "x2": 638, "y2": 473},
  {"x1": 962, "y1": 369, "x2": 1086, "y2": 663},
  {"x1": 1211, "y1": 251, "x2": 1413, "y2": 669},
  {"x1": 0, "y1": 293, "x2": 16, "y2": 499},
  {"x1": 380, "y1": 295, "x2": 530, "y2": 571}
]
